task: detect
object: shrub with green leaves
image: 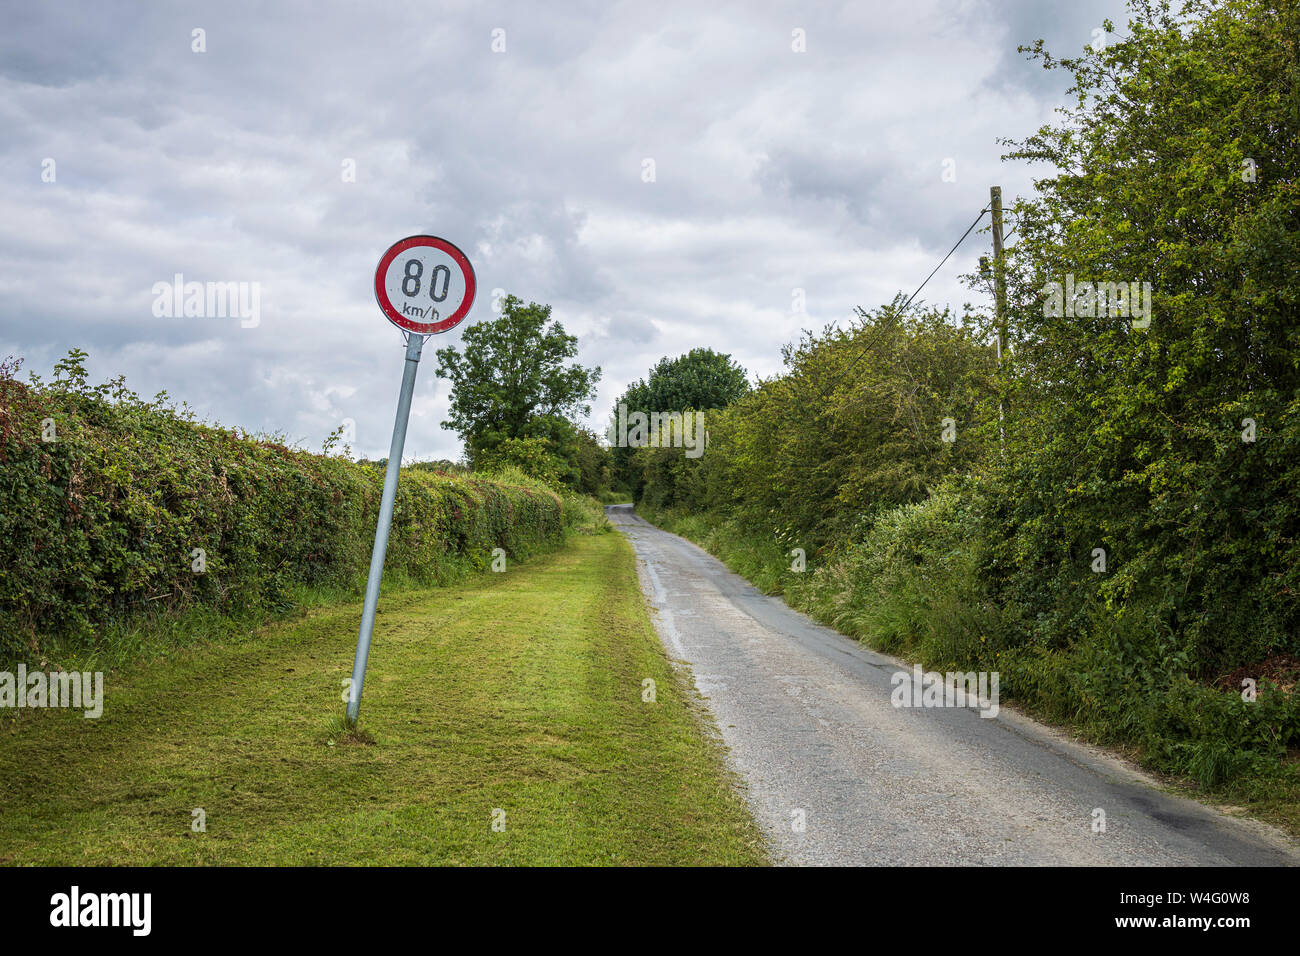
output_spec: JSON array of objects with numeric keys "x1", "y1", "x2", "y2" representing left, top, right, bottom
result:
[
  {"x1": 986, "y1": 0, "x2": 1300, "y2": 674},
  {"x1": 0, "y1": 351, "x2": 566, "y2": 661},
  {"x1": 634, "y1": 302, "x2": 997, "y2": 553}
]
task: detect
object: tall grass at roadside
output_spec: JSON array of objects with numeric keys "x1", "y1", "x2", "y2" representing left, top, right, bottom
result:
[{"x1": 638, "y1": 487, "x2": 1300, "y2": 834}]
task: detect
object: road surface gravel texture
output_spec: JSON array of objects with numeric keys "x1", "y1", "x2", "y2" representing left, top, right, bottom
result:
[{"x1": 607, "y1": 505, "x2": 1300, "y2": 867}]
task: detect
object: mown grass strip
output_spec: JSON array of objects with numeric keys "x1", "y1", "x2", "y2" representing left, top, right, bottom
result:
[{"x1": 0, "y1": 532, "x2": 766, "y2": 866}]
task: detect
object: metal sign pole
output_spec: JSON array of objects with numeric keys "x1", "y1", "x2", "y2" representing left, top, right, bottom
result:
[
  {"x1": 350, "y1": 233, "x2": 475, "y2": 725},
  {"x1": 346, "y1": 330, "x2": 425, "y2": 724}
]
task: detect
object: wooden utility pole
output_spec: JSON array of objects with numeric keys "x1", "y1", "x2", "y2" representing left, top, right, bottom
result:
[{"x1": 990, "y1": 185, "x2": 1007, "y2": 452}]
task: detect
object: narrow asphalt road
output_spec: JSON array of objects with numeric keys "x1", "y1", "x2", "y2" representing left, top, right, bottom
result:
[{"x1": 608, "y1": 504, "x2": 1300, "y2": 866}]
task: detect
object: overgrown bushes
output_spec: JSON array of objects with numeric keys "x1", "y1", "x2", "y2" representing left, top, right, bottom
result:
[
  {"x1": 632, "y1": 303, "x2": 996, "y2": 552},
  {"x1": 0, "y1": 351, "x2": 569, "y2": 661},
  {"x1": 645, "y1": 474, "x2": 1300, "y2": 791},
  {"x1": 636, "y1": 0, "x2": 1300, "y2": 801}
]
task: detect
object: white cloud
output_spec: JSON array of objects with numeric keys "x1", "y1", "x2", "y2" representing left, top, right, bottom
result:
[{"x1": 0, "y1": 0, "x2": 1128, "y2": 459}]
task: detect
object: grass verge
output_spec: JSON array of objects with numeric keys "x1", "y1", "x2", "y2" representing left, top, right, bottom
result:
[{"x1": 0, "y1": 532, "x2": 766, "y2": 865}]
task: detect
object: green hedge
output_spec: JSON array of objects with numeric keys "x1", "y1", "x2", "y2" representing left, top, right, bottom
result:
[{"x1": 0, "y1": 352, "x2": 564, "y2": 658}]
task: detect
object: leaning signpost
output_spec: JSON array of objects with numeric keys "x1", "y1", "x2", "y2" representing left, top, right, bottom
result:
[{"x1": 345, "y1": 235, "x2": 476, "y2": 725}]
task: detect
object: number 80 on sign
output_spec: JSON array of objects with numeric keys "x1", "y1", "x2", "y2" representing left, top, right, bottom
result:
[{"x1": 373, "y1": 235, "x2": 477, "y2": 335}]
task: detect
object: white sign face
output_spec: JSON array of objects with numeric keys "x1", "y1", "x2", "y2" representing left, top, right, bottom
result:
[{"x1": 373, "y1": 235, "x2": 476, "y2": 334}]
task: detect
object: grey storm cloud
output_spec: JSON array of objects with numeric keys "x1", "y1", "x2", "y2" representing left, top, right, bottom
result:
[{"x1": 0, "y1": 0, "x2": 1128, "y2": 459}]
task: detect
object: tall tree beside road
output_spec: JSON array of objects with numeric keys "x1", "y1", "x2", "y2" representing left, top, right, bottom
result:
[
  {"x1": 611, "y1": 348, "x2": 750, "y2": 491},
  {"x1": 434, "y1": 294, "x2": 601, "y2": 476},
  {"x1": 986, "y1": 0, "x2": 1300, "y2": 670}
]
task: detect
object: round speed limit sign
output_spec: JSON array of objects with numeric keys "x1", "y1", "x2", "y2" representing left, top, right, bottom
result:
[{"x1": 374, "y1": 235, "x2": 476, "y2": 334}]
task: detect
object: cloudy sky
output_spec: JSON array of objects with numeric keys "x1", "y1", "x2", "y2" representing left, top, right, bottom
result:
[{"x1": 0, "y1": 0, "x2": 1127, "y2": 460}]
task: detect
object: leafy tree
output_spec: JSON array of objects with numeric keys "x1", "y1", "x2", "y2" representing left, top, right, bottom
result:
[
  {"x1": 637, "y1": 303, "x2": 996, "y2": 549},
  {"x1": 981, "y1": 0, "x2": 1300, "y2": 672},
  {"x1": 616, "y1": 348, "x2": 750, "y2": 415},
  {"x1": 572, "y1": 427, "x2": 613, "y2": 494},
  {"x1": 611, "y1": 348, "x2": 750, "y2": 491},
  {"x1": 434, "y1": 294, "x2": 601, "y2": 472}
]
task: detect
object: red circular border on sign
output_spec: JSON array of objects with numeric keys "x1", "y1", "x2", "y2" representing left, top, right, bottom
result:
[{"x1": 374, "y1": 235, "x2": 477, "y2": 334}]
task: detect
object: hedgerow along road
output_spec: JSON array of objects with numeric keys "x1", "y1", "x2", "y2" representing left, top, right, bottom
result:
[{"x1": 607, "y1": 504, "x2": 1300, "y2": 866}]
